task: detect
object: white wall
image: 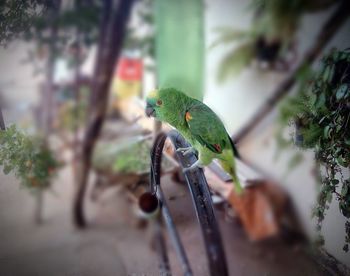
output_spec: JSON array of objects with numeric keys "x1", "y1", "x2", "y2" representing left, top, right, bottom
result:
[
  {"x1": 0, "y1": 42, "x2": 45, "y2": 125},
  {"x1": 204, "y1": 0, "x2": 350, "y2": 266}
]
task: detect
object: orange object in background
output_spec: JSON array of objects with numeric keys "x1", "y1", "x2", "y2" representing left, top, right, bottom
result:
[
  {"x1": 112, "y1": 57, "x2": 143, "y2": 100},
  {"x1": 228, "y1": 180, "x2": 288, "y2": 241}
]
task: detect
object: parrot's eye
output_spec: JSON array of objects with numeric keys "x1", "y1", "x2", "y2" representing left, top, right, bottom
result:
[{"x1": 156, "y1": 99, "x2": 163, "y2": 106}]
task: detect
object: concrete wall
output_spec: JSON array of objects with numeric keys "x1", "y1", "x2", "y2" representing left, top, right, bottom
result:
[
  {"x1": 0, "y1": 42, "x2": 45, "y2": 125},
  {"x1": 204, "y1": 0, "x2": 350, "y2": 266}
]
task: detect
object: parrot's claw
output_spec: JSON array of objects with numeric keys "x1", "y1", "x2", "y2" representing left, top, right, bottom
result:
[
  {"x1": 176, "y1": 147, "x2": 192, "y2": 152},
  {"x1": 182, "y1": 160, "x2": 204, "y2": 173},
  {"x1": 183, "y1": 148, "x2": 196, "y2": 156},
  {"x1": 176, "y1": 147, "x2": 196, "y2": 156}
]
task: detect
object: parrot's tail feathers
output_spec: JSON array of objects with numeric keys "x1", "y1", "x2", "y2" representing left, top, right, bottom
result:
[
  {"x1": 229, "y1": 169, "x2": 243, "y2": 195},
  {"x1": 232, "y1": 176, "x2": 243, "y2": 195}
]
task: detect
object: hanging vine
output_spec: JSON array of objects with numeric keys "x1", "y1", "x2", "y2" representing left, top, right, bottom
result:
[{"x1": 277, "y1": 48, "x2": 350, "y2": 251}]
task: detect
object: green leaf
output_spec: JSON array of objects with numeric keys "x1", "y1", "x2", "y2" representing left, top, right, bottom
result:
[
  {"x1": 323, "y1": 66, "x2": 330, "y2": 83},
  {"x1": 341, "y1": 184, "x2": 348, "y2": 197},
  {"x1": 209, "y1": 27, "x2": 252, "y2": 50},
  {"x1": 315, "y1": 93, "x2": 326, "y2": 109},
  {"x1": 3, "y1": 164, "x2": 13, "y2": 175},
  {"x1": 217, "y1": 42, "x2": 255, "y2": 81},
  {"x1": 336, "y1": 156, "x2": 347, "y2": 167},
  {"x1": 326, "y1": 191, "x2": 333, "y2": 203},
  {"x1": 310, "y1": 93, "x2": 317, "y2": 106},
  {"x1": 323, "y1": 126, "x2": 330, "y2": 139},
  {"x1": 336, "y1": 84, "x2": 348, "y2": 100},
  {"x1": 331, "y1": 179, "x2": 339, "y2": 185}
]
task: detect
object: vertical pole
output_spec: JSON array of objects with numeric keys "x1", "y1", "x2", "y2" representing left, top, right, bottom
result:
[
  {"x1": 0, "y1": 107, "x2": 5, "y2": 130},
  {"x1": 44, "y1": 0, "x2": 61, "y2": 135},
  {"x1": 154, "y1": 0, "x2": 204, "y2": 100}
]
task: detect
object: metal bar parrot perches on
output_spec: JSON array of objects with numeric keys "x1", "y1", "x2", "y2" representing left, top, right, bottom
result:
[{"x1": 149, "y1": 130, "x2": 228, "y2": 276}]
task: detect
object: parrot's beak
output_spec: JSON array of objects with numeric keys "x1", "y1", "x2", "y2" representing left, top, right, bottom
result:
[{"x1": 145, "y1": 105, "x2": 155, "y2": 117}]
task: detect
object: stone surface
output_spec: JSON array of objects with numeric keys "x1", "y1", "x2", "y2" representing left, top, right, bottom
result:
[{"x1": 0, "y1": 166, "x2": 327, "y2": 276}]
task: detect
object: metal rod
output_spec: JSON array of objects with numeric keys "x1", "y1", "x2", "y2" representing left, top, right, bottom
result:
[
  {"x1": 157, "y1": 186, "x2": 193, "y2": 276},
  {"x1": 153, "y1": 217, "x2": 171, "y2": 276},
  {"x1": 167, "y1": 130, "x2": 228, "y2": 276},
  {"x1": 150, "y1": 132, "x2": 193, "y2": 276},
  {"x1": 150, "y1": 131, "x2": 228, "y2": 276}
]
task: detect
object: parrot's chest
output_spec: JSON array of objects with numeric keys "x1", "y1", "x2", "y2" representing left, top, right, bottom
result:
[{"x1": 176, "y1": 126, "x2": 222, "y2": 165}]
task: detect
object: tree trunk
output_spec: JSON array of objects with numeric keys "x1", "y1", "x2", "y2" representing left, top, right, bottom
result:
[
  {"x1": 43, "y1": 0, "x2": 61, "y2": 135},
  {"x1": 73, "y1": 0, "x2": 134, "y2": 228},
  {"x1": 232, "y1": 0, "x2": 350, "y2": 144},
  {"x1": 0, "y1": 107, "x2": 5, "y2": 130},
  {"x1": 34, "y1": 190, "x2": 44, "y2": 224},
  {"x1": 72, "y1": 0, "x2": 83, "y2": 182}
]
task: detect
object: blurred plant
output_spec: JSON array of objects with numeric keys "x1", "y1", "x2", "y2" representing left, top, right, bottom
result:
[
  {"x1": 0, "y1": 125, "x2": 61, "y2": 191},
  {"x1": 0, "y1": 0, "x2": 44, "y2": 45},
  {"x1": 123, "y1": 0, "x2": 155, "y2": 70},
  {"x1": 57, "y1": 99, "x2": 87, "y2": 132},
  {"x1": 23, "y1": 1, "x2": 101, "y2": 73},
  {"x1": 276, "y1": 49, "x2": 350, "y2": 251},
  {"x1": 56, "y1": 84, "x2": 90, "y2": 132},
  {"x1": 93, "y1": 137, "x2": 174, "y2": 175},
  {"x1": 0, "y1": 0, "x2": 101, "y2": 51},
  {"x1": 211, "y1": 0, "x2": 338, "y2": 81}
]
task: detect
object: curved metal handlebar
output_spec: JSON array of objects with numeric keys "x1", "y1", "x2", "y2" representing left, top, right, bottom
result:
[{"x1": 150, "y1": 130, "x2": 228, "y2": 276}]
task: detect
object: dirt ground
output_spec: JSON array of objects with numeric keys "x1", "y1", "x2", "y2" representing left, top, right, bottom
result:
[{"x1": 0, "y1": 159, "x2": 331, "y2": 276}]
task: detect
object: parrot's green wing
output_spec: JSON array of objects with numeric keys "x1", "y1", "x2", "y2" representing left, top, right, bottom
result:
[{"x1": 185, "y1": 103, "x2": 229, "y2": 154}]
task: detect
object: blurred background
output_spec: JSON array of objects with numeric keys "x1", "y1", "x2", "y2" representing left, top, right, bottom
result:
[{"x1": 0, "y1": 0, "x2": 349, "y2": 275}]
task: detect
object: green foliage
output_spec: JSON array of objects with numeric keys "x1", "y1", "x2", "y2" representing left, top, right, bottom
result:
[
  {"x1": 211, "y1": 0, "x2": 337, "y2": 80},
  {"x1": 217, "y1": 42, "x2": 255, "y2": 82},
  {"x1": 57, "y1": 100, "x2": 87, "y2": 132},
  {"x1": 123, "y1": 0, "x2": 155, "y2": 64},
  {"x1": 56, "y1": 85, "x2": 90, "y2": 132},
  {"x1": 92, "y1": 137, "x2": 174, "y2": 174},
  {"x1": 0, "y1": 0, "x2": 102, "y2": 45},
  {"x1": 277, "y1": 49, "x2": 350, "y2": 251},
  {"x1": 211, "y1": 27, "x2": 256, "y2": 81},
  {"x1": 113, "y1": 140, "x2": 152, "y2": 174},
  {"x1": 26, "y1": 3, "x2": 101, "y2": 49},
  {"x1": 0, "y1": 125, "x2": 60, "y2": 191},
  {"x1": 1, "y1": 0, "x2": 102, "y2": 79},
  {"x1": 0, "y1": 0, "x2": 45, "y2": 45}
]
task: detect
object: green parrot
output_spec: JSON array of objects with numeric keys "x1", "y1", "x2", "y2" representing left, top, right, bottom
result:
[{"x1": 145, "y1": 87, "x2": 242, "y2": 194}]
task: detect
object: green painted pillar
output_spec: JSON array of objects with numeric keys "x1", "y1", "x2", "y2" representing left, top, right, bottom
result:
[{"x1": 154, "y1": 0, "x2": 204, "y2": 100}]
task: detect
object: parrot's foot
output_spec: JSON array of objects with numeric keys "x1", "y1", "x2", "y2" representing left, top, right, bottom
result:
[
  {"x1": 176, "y1": 146, "x2": 192, "y2": 152},
  {"x1": 176, "y1": 147, "x2": 196, "y2": 156},
  {"x1": 183, "y1": 160, "x2": 204, "y2": 173}
]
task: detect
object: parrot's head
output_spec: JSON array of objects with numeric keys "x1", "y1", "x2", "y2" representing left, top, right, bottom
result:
[
  {"x1": 145, "y1": 88, "x2": 189, "y2": 125},
  {"x1": 145, "y1": 89, "x2": 161, "y2": 118}
]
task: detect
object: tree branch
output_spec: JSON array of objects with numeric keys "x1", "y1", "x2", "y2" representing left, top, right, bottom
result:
[{"x1": 73, "y1": 0, "x2": 134, "y2": 228}]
